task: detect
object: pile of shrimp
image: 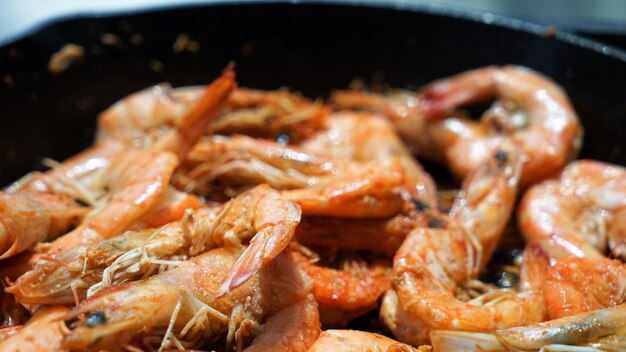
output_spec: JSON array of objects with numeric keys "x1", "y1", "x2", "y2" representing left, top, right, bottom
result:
[{"x1": 1, "y1": 64, "x2": 624, "y2": 352}]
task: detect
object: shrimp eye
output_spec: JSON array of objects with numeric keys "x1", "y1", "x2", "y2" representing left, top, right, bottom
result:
[
  {"x1": 494, "y1": 150, "x2": 507, "y2": 167},
  {"x1": 411, "y1": 198, "x2": 430, "y2": 211},
  {"x1": 428, "y1": 217, "x2": 446, "y2": 229},
  {"x1": 85, "y1": 311, "x2": 107, "y2": 327}
]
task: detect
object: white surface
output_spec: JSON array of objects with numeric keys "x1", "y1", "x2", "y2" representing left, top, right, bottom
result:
[{"x1": 1, "y1": 0, "x2": 626, "y2": 45}]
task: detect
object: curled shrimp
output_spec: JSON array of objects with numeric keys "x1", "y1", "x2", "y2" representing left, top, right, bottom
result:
[
  {"x1": 494, "y1": 304, "x2": 626, "y2": 351},
  {"x1": 62, "y1": 248, "x2": 312, "y2": 351},
  {"x1": 213, "y1": 88, "x2": 329, "y2": 142},
  {"x1": 431, "y1": 304, "x2": 626, "y2": 351},
  {"x1": 382, "y1": 148, "x2": 544, "y2": 345},
  {"x1": 0, "y1": 192, "x2": 87, "y2": 259},
  {"x1": 333, "y1": 66, "x2": 583, "y2": 186},
  {"x1": 544, "y1": 257, "x2": 626, "y2": 320},
  {"x1": 295, "y1": 214, "x2": 422, "y2": 258},
  {"x1": 2, "y1": 69, "x2": 236, "y2": 278},
  {"x1": 292, "y1": 245, "x2": 392, "y2": 326},
  {"x1": 0, "y1": 306, "x2": 69, "y2": 352},
  {"x1": 10, "y1": 185, "x2": 300, "y2": 305},
  {"x1": 179, "y1": 134, "x2": 408, "y2": 218},
  {"x1": 519, "y1": 160, "x2": 626, "y2": 260},
  {"x1": 308, "y1": 329, "x2": 427, "y2": 352},
  {"x1": 300, "y1": 111, "x2": 437, "y2": 207}
]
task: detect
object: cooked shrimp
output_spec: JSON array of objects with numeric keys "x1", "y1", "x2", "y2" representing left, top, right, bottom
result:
[
  {"x1": 62, "y1": 248, "x2": 312, "y2": 351},
  {"x1": 495, "y1": 304, "x2": 626, "y2": 351},
  {"x1": 543, "y1": 257, "x2": 626, "y2": 319},
  {"x1": 333, "y1": 66, "x2": 583, "y2": 186},
  {"x1": 295, "y1": 214, "x2": 422, "y2": 258},
  {"x1": 308, "y1": 330, "x2": 426, "y2": 352},
  {"x1": 0, "y1": 306, "x2": 69, "y2": 352},
  {"x1": 518, "y1": 160, "x2": 626, "y2": 260},
  {"x1": 300, "y1": 112, "x2": 437, "y2": 207},
  {"x1": 180, "y1": 135, "x2": 408, "y2": 218},
  {"x1": 0, "y1": 192, "x2": 87, "y2": 259},
  {"x1": 213, "y1": 88, "x2": 329, "y2": 142},
  {"x1": 292, "y1": 245, "x2": 392, "y2": 326},
  {"x1": 244, "y1": 295, "x2": 320, "y2": 352},
  {"x1": 10, "y1": 185, "x2": 300, "y2": 305}
]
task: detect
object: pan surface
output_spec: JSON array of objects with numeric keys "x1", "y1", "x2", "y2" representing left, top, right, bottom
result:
[{"x1": 1, "y1": 2, "x2": 625, "y2": 186}]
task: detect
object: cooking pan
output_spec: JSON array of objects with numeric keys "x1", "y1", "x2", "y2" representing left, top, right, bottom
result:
[{"x1": 1, "y1": 2, "x2": 625, "y2": 188}]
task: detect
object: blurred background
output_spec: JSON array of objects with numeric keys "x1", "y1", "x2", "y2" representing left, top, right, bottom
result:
[{"x1": 1, "y1": 0, "x2": 626, "y2": 47}]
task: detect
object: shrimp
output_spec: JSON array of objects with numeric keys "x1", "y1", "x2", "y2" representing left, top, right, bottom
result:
[
  {"x1": 62, "y1": 247, "x2": 312, "y2": 351},
  {"x1": 213, "y1": 88, "x2": 329, "y2": 142},
  {"x1": 2, "y1": 69, "x2": 236, "y2": 278},
  {"x1": 543, "y1": 257, "x2": 626, "y2": 320},
  {"x1": 300, "y1": 112, "x2": 437, "y2": 207},
  {"x1": 179, "y1": 135, "x2": 408, "y2": 218},
  {"x1": 292, "y1": 245, "x2": 392, "y2": 326},
  {"x1": 243, "y1": 295, "x2": 320, "y2": 352},
  {"x1": 0, "y1": 306, "x2": 69, "y2": 352},
  {"x1": 382, "y1": 149, "x2": 544, "y2": 345},
  {"x1": 308, "y1": 330, "x2": 427, "y2": 352},
  {"x1": 0, "y1": 192, "x2": 87, "y2": 259},
  {"x1": 518, "y1": 160, "x2": 626, "y2": 260},
  {"x1": 387, "y1": 232, "x2": 547, "y2": 346},
  {"x1": 496, "y1": 304, "x2": 626, "y2": 351},
  {"x1": 332, "y1": 66, "x2": 583, "y2": 186},
  {"x1": 10, "y1": 185, "x2": 301, "y2": 305}
]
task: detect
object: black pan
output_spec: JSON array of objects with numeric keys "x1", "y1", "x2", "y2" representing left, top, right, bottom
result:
[{"x1": 1, "y1": 2, "x2": 625, "y2": 188}]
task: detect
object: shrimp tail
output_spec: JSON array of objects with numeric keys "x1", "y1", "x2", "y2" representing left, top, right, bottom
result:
[
  {"x1": 155, "y1": 65, "x2": 237, "y2": 159},
  {"x1": 216, "y1": 218, "x2": 299, "y2": 297}
]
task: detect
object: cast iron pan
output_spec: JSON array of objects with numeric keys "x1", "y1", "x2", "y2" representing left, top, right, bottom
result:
[{"x1": 1, "y1": 3, "x2": 626, "y2": 187}]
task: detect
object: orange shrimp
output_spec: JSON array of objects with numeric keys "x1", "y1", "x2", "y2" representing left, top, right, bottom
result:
[
  {"x1": 0, "y1": 192, "x2": 87, "y2": 259},
  {"x1": 292, "y1": 245, "x2": 392, "y2": 326},
  {"x1": 62, "y1": 248, "x2": 312, "y2": 351},
  {"x1": 179, "y1": 134, "x2": 408, "y2": 218},
  {"x1": 10, "y1": 185, "x2": 300, "y2": 305},
  {"x1": 332, "y1": 65, "x2": 583, "y2": 186},
  {"x1": 381, "y1": 148, "x2": 543, "y2": 345},
  {"x1": 213, "y1": 87, "x2": 329, "y2": 142},
  {"x1": 308, "y1": 330, "x2": 427, "y2": 352},
  {"x1": 295, "y1": 214, "x2": 422, "y2": 258},
  {"x1": 518, "y1": 160, "x2": 626, "y2": 260},
  {"x1": 543, "y1": 257, "x2": 626, "y2": 319},
  {"x1": 0, "y1": 306, "x2": 69, "y2": 352},
  {"x1": 300, "y1": 111, "x2": 437, "y2": 207},
  {"x1": 387, "y1": 238, "x2": 548, "y2": 345}
]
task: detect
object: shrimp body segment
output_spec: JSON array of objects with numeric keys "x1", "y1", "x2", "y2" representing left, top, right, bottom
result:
[
  {"x1": 0, "y1": 192, "x2": 86, "y2": 259},
  {"x1": 544, "y1": 257, "x2": 626, "y2": 320},
  {"x1": 518, "y1": 160, "x2": 626, "y2": 260},
  {"x1": 63, "y1": 248, "x2": 312, "y2": 351}
]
